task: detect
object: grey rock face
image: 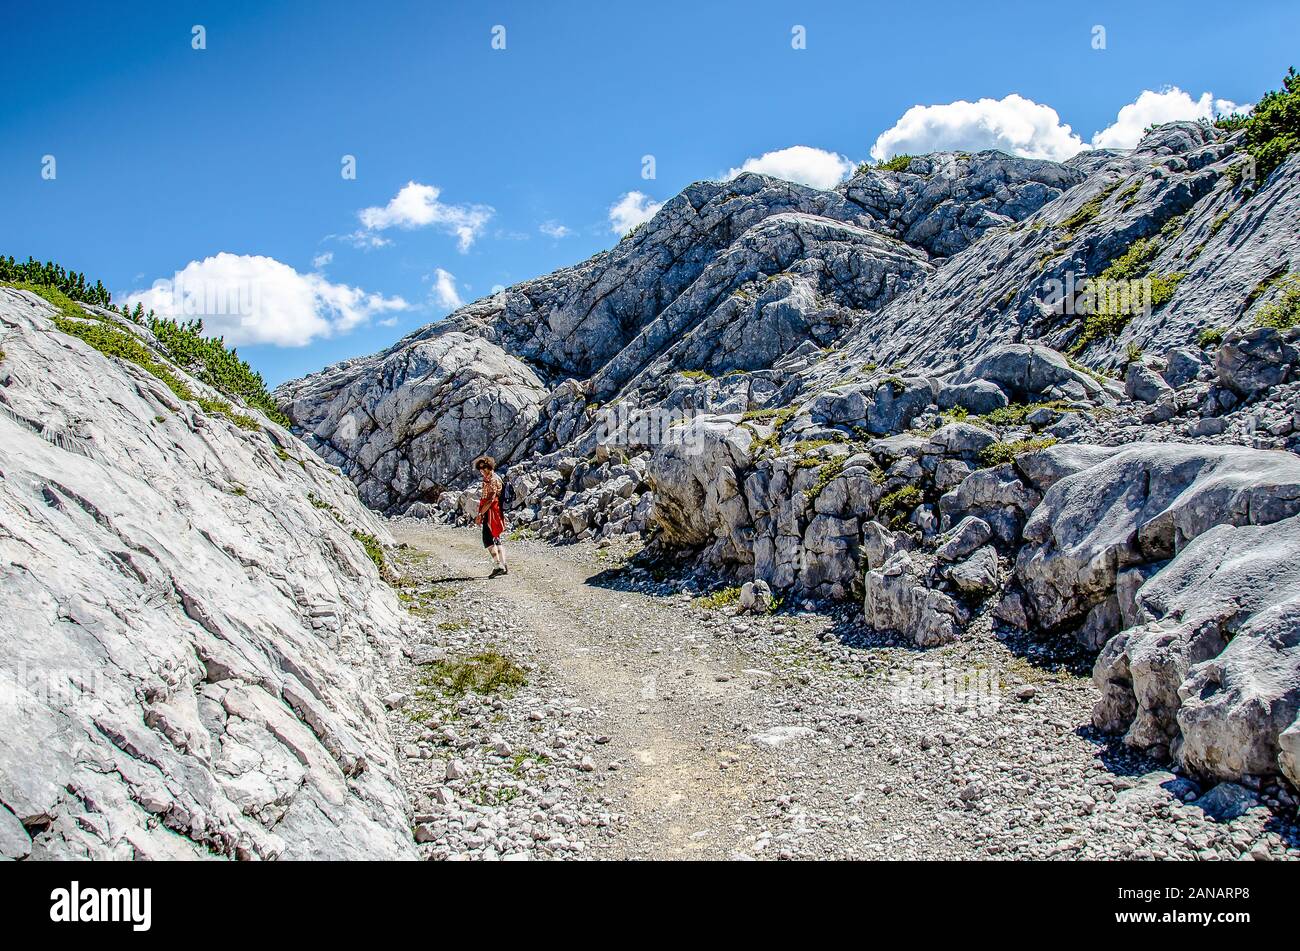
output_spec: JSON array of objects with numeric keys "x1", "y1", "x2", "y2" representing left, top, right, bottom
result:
[
  {"x1": 274, "y1": 126, "x2": 1300, "y2": 794},
  {"x1": 1018, "y1": 442, "x2": 1300, "y2": 634},
  {"x1": 278, "y1": 331, "x2": 547, "y2": 514},
  {"x1": 838, "y1": 150, "x2": 1084, "y2": 257},
  {"x1": 0, "y1": 289, "x2": 417, "y2": 860},
  {"x1": 1093, "y1": 514, "x2": 1300, "y2": 786}
]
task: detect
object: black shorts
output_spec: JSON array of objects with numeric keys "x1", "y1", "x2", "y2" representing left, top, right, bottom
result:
[{"x1": 482, "y1": 522, "x2": 501, "y2": 548}]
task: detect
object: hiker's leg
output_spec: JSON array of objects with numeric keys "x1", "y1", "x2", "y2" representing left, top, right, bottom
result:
[{"x1": 495, "y1": 542, "x2": 508, "y2": 570}]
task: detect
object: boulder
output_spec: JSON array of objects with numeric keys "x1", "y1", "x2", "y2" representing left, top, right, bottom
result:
[
  {"x1": 953, "y1": 344, "x2": 1110, "y2": 404},
  {"x1": 864, "y1": 551, "x2": 968, "y2": 647},
  {"x1": 925, "y1": 422, "x2": 997, "y2": 457},
  {"x1": 646, "y1": 414, "x2": 753, "y2": 555},
  {"x1": 947, "y1": 546, "x2": 1001, "y2": 596},
  {"x1": 1162, "y1": 346, "x2": 1206, "y2": 388},
  {"x1": 1215, "y1": 326, "x2": 1299, "y2": 397},
  {"x1": 934, "y1": 516, "x2": 993, "y2": 562},
  {"x1": 738, "y1": 579, "x2": 774, "y2": 614},
  {"x1": 808, "y1": 376, "x2": 935, "y2": 436},
  {"x1": 1191, "y1": 783, "x2": 1264, "y2": 823},
  {"x1": 935, "y1": 379, "x2": 1008, "y2": 416},
  {"x1": 938, "y1": 464, "x2": 1041, "y2": 546},
  {"x1": 1124, "y1": 361, "x2": 1173, "y2": 404}
]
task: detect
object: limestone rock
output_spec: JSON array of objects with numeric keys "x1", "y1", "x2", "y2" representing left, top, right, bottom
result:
[
  {"x1": 0, "y1": 288, "x2": 417, "y2": 860},
  {"x1": 864, "y1": 552, "x2": 968, "y2": 647}
]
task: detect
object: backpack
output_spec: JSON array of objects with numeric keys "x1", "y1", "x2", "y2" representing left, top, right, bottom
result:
[{"x1": 499, "y1": 476, "x2": 515, "y2": 509}]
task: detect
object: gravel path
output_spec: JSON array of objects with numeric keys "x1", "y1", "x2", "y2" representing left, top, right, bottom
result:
[{"x1": 383, "y1": 523, "x2": 1300, "y2": 861}]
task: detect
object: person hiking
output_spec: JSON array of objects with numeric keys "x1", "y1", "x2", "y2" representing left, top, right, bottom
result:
[{"x1": 474, "y1": 456, "x2": 509, "y2": 577}]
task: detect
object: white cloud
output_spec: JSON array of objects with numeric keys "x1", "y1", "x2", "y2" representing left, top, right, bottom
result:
[
  {"x1": 1090, "y1": 87, "x2": 1245, "y2": 149},
  {"x1": 312, "y1": 251, "x2": 333, "y2": 269},
  {"x1": 539, "y1": 220, "x2": 572, "y2": 238},
  {"x1": 339, "y1": 231, "x2": 392, "y2": 249},
  {"x1": 608, "y1": 191, "x2": 663, "y2": 235},
  {"x1": 726, "y1": 145, "x2": 855, "y2": 189},
  {"x1": 125, "y1": 252, "x2": 409, "y2": 348},
  {"x1": 430, "y1": 267, "x2": 463, "y2": 310},
  {"x1": 870, "y1": 94, "x2": 1086, "y2": 162},
  {"x1": 356, "y1": 181, "x2": 494, "y2": 252}
]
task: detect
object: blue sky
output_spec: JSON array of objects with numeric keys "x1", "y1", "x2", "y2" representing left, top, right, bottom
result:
[{"x1": 3, "y1": 0, "x2": 1296, "y2": 385}]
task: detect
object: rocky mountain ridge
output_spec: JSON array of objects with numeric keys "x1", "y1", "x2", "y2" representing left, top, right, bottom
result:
[{"x1": 278, "y1": 118, "x2": 1300, "y2": 799}]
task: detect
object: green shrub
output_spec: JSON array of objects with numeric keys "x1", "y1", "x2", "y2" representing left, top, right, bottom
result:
[
  {"x1": 877, "y1": 485, "x2": 922, "y2": 528},
  {"x1": 1238, "y1": 66, "x2": 1300, "y2": 180},
  {"x1": 1256, "y1": 273, "x2": 1300, "y2": 329},
  {"x1": 196, "y1": 396, "x2": 260, "y2": 431},
  {"x1": 978, "y1": 400, "x2": 1075, "y2": 428},
  {"x1": 743, "y1": 405, "x2": 797, "y2": 458},
  {"x1": 1073, "y1": 272, "x2": 1185, "y2": 351},
  {"x1": 804, "y1": 456, "x2": 845, "y2": 505},
  {"x1": 1101, "y1": 237, "x2": 1160, "y2": 281},
  {"x1": 695, "y1": 586, "x2": 742, "y2": 610},
  {"x1": 422, "y1": 651, "x2": 527, "y2": 697},
  {"x1": 1208, "y1": 210, "x2": 1232, "y2": 237},
  {"x1": 1198, "y1": 327, "x2": 1226, "y2": 349},
  {"x1": 352, "y1": 530, "x2": 386, "y2": 573},
  {"x1": 50, "y1": 311, "x2": 194, "y2": 403},
  {"x1": 1214, "y1": 113, "x2": 1250, "y2": 133},
  {"x1": 0, "y1": 255, "x2": 111, "y2": 308},
  {"x1": 979, "y1": 437, "x2": 1057, "y2": 468},
  {"x1": 148, "y1": 317, "x2": 289, "y2": 425},
  {"x1": 876, "y1": 154, "x2": 915, "y2": 173}
]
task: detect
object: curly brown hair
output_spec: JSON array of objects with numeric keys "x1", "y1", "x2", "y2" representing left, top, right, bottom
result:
[{"x1": 474, "y1": 455, "x2": 496, "y2": 473}]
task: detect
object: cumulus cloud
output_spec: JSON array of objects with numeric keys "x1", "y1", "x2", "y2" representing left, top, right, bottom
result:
[
  {"x1": 870, "y1": 94, "x2": 1086, "y2": 162},
  {"x1": 125, "y1": 252, "x2": 409, "y2": 348},
  {"x1": 1090, "y1": 87, "x2": 1245, "y2": 149},
  {"x1": 539, "y1": 220, "x2": 572, "y2": 238},
  {"x1": 869, "y1": 87, "x2": 1247, "y2": 165},
  {"x1": 356, "y1": 181, "x2": 494, "y2": 252},
  {"x1": 429, "y1": 267, "x2": 463, "y2": 310},
  {"x1": 726, "y1": 145, "x2": 855, "y2": 189},
  {"x1": 608, "y1": 191, "x2": 663, "y2": 235}
]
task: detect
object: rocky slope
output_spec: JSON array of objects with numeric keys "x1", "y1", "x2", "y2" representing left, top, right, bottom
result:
[
  {"x1": 0, "y1": 287, "x2": 419, "y2": 859},
  {"x1": 280, "y1": 121, "x2": 1300, "y2": 803}
]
